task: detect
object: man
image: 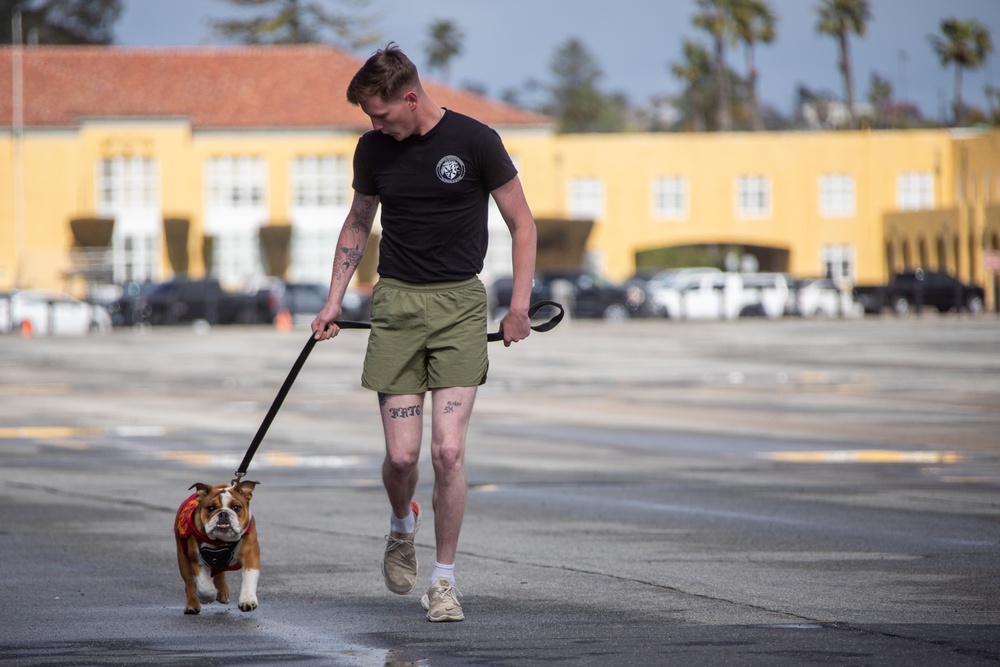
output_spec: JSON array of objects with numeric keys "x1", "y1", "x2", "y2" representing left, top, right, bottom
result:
[{"x1": 311, "y1": 44, "x2": 537, "y2": 623}]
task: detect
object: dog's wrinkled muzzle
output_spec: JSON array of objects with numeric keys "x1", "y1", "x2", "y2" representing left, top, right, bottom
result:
[{"x1": 207, "y1": 510, "x2": 241, "y2": 538}]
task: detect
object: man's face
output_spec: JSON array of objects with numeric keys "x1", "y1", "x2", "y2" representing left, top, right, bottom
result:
[{"x1": 360, "y1": 93, "x2": 416, "y2": 141}]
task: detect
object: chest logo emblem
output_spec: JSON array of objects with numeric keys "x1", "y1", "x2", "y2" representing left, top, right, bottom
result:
[{"x1": 436, "y1": 155, "x2": 466, "y2": 184}]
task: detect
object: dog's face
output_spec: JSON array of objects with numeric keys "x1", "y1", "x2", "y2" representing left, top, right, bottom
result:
[{"x1": 190, "y1": 481, "x2": 256, "y2": 542}]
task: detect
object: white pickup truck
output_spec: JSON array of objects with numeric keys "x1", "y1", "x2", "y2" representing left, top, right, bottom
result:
[{"x1": 649, "y1": 270, "x2": 790, "y2": 320}]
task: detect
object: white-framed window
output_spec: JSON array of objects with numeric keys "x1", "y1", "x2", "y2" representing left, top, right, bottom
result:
[
  {"x1": 288, "y1": 155, "x2": 351, "y2": 283},
  {"x1": 204, "y1": 156, "x2": 268, "y2": 286},
  {"x1": 652, "y1": 176, "x2": 689, "y2": 220},
  {"x1": 896, "y1": 171, "x2": 934, "y2": 211},
  {"x1": 819, "y1": 173, "x2": 856, "y2": 218},
  {"x1": 736, "y1": 175, "x2": 771, "y2": 218},
  {"x1": 97, "y1": 156, "x2": 161, "y2": 282},
  {"x1": 569, "y1": 177, "x2": 605, "y2": 220},
  {"x1": 207, "y1": 156, "x2": 266, "y2": 208},
  {"x1": 99, "y1": 156, "x2": 157, "y2": 209},
  {"x1": 821, "y1": 244, "x2": 856, "y2": 287},
  {"x1": 291, "y1": 155, "x2": 349, "y2": 208}
]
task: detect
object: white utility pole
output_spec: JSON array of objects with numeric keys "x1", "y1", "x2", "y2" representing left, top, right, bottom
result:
[{"x1": 12, "y1": 6, "x2": 26, "y2": 287}]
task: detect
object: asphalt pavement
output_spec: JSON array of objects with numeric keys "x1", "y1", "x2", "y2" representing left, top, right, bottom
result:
[{"x1": 1, "y1": 313, "x2": 998, "y2": 666}]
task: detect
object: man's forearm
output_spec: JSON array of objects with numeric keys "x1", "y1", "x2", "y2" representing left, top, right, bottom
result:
[
  {"x1": 508, "y1": 218, "x2": 537, "y2": 313},
  {"x1": 327, "y1": 192, "x2": 377, "y2": 303}
]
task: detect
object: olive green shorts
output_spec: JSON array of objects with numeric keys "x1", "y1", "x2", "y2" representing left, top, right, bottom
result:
[{"x1": 361, "y1": 277, "x2": 489, "y2": 394}]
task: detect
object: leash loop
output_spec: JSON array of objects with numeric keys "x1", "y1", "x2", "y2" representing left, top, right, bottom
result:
[{"x1": 233, "y1": 300, "x2": 564, "y2": 478}]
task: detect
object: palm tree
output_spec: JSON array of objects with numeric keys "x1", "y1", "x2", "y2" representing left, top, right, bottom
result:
[
  {"x1": 671, "y1": 40, "x2": 713, "y2": 131},
  {"x1": 866, "y1": 72, "x2": 893, "y2": 128},
  {"x1": 693, "y1": 0, "x2": 737, "y2": 131},
  {"x1": 929, "y1": 18, "x2": 994, "y2": 126},
  {"x1": 731, "y1": 0, "x2": 777, "y2": 131},
  {"x1": 816, "y1": 0, "x2": 871, "y2": 127},
  {"x1": 425, "y1": 19, "x2": 464, "y2": 83}
]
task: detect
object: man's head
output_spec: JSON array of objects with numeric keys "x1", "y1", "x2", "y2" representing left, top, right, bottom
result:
[
  {"x1": 347, "y1": 42, "x2": 419, "y2": 106},
  {"x1": 348, "y1": 43, "x2": 436, "y2": 141}
]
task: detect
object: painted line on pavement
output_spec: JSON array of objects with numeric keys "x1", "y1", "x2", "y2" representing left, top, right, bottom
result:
[
  {"x1": 763, "y1": 449, "x2": 963, "y2": 464},
  {"x1": 159, "y1": 451, "x2": 366, "y2": 470}
]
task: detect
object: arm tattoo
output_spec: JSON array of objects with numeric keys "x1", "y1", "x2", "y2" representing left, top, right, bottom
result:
[
  {"x1": 348, "y1": 192, "x2": 376, "y2": 235},
  {"x1": 332, "y1": 244, "x2": 359, "y2": 282},
  {"x1": 338, "y1": 243, "x2": 363, "y2": 271},
  {"x1": 333, "y1": 194, "x2": 376, "y2": 282}
]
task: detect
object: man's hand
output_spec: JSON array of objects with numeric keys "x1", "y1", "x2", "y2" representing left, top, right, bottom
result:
[
  {"x1": 311, "y1": 302, "x2": 343, "y2": 341},
  {"x1": 499, "y1": 308, "x2": 531, "y2": 348}
]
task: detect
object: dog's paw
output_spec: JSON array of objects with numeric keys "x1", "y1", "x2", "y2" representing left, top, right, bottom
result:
[
  {"x1": 238, "y1": 596, "x2": 258, "y2": 612},
  {"x1": 184, "y1": 606, "x2": 201, "y2": 615},
  {"x1": 216, "y1": 591, "x2": 230, "y2": 604}
]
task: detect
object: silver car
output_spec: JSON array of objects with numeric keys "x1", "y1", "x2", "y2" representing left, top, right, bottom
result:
[{"x1": 2, "y1": 290, "x2": 112, "y2": 336}]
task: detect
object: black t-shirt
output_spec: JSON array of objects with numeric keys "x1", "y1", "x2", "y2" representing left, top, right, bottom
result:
[{"x1": 352, "y1": 109, "x2": 518, "y2": 283}]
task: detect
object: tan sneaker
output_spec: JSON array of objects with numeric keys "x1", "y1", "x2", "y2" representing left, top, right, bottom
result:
[
  {"x1": 420, "y1": 578, "x2": 464, "y2": 622},
  {"x1": 382, "y1": 501, "x2": 420, "y2": 595}
]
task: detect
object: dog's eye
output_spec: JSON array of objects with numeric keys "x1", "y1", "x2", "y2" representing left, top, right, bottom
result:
[
  {"x1": 206, "y1": 505, "x2": 216, "y2": 512},
  {"x1": 231, "y1": 504, "x2": 242, "y2": 512}
]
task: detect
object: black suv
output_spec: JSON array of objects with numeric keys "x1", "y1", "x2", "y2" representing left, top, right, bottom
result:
[
  {"x1": 891, "y1": 270, "x2": 985, "y2": 314},
  {"x1": 491, "y1": 270, "x2": 631, "y2": 320}
]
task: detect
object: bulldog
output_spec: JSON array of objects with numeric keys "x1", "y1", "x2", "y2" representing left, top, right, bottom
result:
[{"x1": 174, "y1": 480, "x2": 260, "y2": 614}]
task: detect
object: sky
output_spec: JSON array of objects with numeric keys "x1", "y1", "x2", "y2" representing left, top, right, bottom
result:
[{"x1": 115, "y1": 0, "x2": 1000, "y2": 121}]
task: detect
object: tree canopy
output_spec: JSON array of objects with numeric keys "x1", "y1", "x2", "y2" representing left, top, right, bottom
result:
[
  {"x1": 208, "y1": 0, "x2": 379, "y2": 49},
  {"x1": 1, "y1": 0, "x2": 121, "y2": 45},
  {"x1": 546, "y1": 38, "x2": 626, "y2": 133}
]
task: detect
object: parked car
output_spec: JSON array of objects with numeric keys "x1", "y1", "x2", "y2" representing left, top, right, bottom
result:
[
  {"x1": 645, "y1": 268, "x2": 723, "y2": 318},
  {"x1": 792, "y1": 278, "x2": 863, "y2": 318},
  {"x1": 0, "y1": 292, "x2": 9, "y2": 332},
  {"x1": 270, "y1": 281, "x2": 371, "y2": 324},
  {"x1": 621, "y1": 268, "x2": 663, "y2": 317},
  {"x1": 97, "y1": 280, "x2": 157, "y2": 326},
  {"x1": 651, "y1": 270, "x2": 744, "y2": 320},
  {"x1": 737, "y1": 272, "x2": 790, "y2": 319},
  {"x1": 853, "y1": 269, "x2": 985, "y2": 316},
  {"x1": 790, "y1": 278, "x2": 835, "y2": 317},
  {"x1": 1, "y1": 289, "x2": 111, "y2": 336},
  {"x1": 135, "y1": 279, "x2": 274, "y2": 326},
  {"x1": 491, "y1": 270, "x2": 632, "y2": 321}
]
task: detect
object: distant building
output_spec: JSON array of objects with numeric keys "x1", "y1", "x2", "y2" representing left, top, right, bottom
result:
[
  {"x1": 0, "y1": 45, "x2": 551, "y2": 293},
  {"x1": 2, "y1": 46, "x2": 999, "y2": 309}
]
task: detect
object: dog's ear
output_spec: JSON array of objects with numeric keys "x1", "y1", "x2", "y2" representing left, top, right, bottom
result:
[
  {"x1": 188, "y1": 483, "x2": 214, "y2": 498},
  {"x1": 236, "y1": 480, "x2": 259, "y2": 500}
]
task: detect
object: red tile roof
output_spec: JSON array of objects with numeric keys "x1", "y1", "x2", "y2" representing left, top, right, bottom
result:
[{"x1": 0, "y1": 45, "x2": 551, "y2": 131}]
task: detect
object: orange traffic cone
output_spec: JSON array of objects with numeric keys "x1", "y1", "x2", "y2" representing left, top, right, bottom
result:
[
  {"x1": 275, "y1": 308, "x2": 292, "y2": 332},
  {"x1": 19, "y1": 320, "x2": 33, "y2": 338}
]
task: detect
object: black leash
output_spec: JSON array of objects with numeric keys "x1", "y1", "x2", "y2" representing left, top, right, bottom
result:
[{"x1": 233, "y1": 300, "x2": 564, "y2": 480}]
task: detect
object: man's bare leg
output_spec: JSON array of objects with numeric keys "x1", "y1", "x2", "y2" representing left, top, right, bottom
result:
[
  {"x1": 379, "y1": 392, "x2": 425, "y2": 595},
  {"x1": 379, "y1": 392, "x2": 425, "y2": 517},
  {"x1": 429, "y1": 386, "x2": 478, "y2": 566}
]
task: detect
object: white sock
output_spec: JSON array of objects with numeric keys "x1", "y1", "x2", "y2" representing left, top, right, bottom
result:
[
  {"x1": 430, "y1": 562, "x2": 455, "y2": 587},
  {"x1": 390, "y1": 509, "x2": 414, "y2": 534}
]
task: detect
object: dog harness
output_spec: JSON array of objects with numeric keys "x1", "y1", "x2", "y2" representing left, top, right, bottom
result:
[{"x1": 176, "y1": 493, "x2": 253, "y2": 576}]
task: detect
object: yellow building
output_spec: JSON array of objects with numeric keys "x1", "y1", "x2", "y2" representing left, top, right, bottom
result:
[
  {"x1": 550, "y1": 129, "x2": 1000, "y2": 291},
  {"x1": 2, "y1": 46, "x2": 999, "y2": 309}
]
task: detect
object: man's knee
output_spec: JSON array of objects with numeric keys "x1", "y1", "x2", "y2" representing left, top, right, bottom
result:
[
  {"x1": 384, "y1": 449, "x2": 420, "y2": 475},
  {"x1": 432, "y1": 441, "x2": 465, "y2": 475}
]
